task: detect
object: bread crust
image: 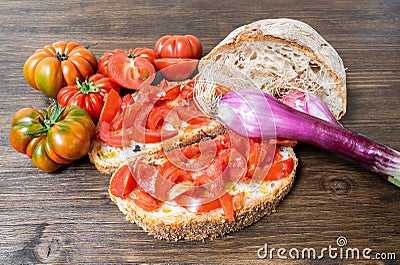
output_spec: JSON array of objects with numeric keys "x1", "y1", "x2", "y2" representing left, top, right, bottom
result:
[
  {"x1": 110, "y1": 147, "x2": 297, "y2": 241},
  {"x1": 201, "y1": 18, "x2": 346, "y2": 119}
]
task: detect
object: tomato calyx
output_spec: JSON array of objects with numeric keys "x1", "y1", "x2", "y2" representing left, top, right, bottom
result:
[
  {"x1": 54, "y1": 52, "x2": 68, "y2": 61},
  {"x1": 126, "y1": 53, "x2": 136, "y2": 59},
  {"x1": 26, "y1": 101, "x2": 66, "y2": 137},
  {"x1": 75, "y1": 77, "x2": 100, "y2": 95}
]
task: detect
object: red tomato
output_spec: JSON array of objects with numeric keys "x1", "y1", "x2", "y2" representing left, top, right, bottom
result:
[
  {"x1": 127, "y1": 47, "x2": 158, "y2": 64},
  {"x1": 156, "y1": 166, "x2": 191, "y2": 201},
  {"x1": 195, "y1": 146, "x2": 229, "y2": 187},
  {"x1": 246, "y1": 139, "x2": 273, "y2": 178},
  {"x1": 133, "y1": 79, "x2": 178, "y2": 105},
  {"x1": 247, "y1": 141, "x2": 262, "y2": 178},
  {"x1": 107, "y1": 54, "x2": 155, "y2": 90},
  {"x1": 98, "y1": 48, "x2": 157, "y2": 76},
  {"x1": 110, "y1": 164, "x2": 137, "y2": 199},
  {"x1": 57, "y1": 73, "x2": 121, "y2": 123},
  {"x1": 154, "y1": 58, "x2": 198, "y2": 81},
  {"x1": 154, "y1": 35, "x2": 203, "y2": 59}
]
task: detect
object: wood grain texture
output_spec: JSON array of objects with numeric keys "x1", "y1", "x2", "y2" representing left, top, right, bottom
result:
[{"x1": 0, "y1": 0, "x2": 399, "y2": 264}]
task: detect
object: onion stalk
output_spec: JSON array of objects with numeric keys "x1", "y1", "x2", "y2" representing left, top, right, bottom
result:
[{"x1": 195, "y1": 87, "x2": 400, "y2": 188}]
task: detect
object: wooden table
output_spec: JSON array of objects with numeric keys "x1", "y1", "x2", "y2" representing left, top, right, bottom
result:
[{"x1": 0, "y1": 0, "x2": 399, "y2": 264}]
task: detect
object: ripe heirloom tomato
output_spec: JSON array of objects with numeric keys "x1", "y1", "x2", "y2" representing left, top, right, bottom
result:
[
  {"x1": 154, "y1": 35, "x2": 203, "y2": 59},
  {"x1": 10, "y1": 102, "x2": 95, "y2": 172},
  {"x1": 97, "y1": 48, "x2": 158, "y2": 76},
  {"x1": 57, "y1": 73, "x2": 121, "y2": 123},
  {"x1": 23, "y1": 41, "x2": 97, "y2": 98}
]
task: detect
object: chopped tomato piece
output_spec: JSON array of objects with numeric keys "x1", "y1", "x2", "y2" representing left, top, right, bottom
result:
[
  {"x1": 176, "y1": 99, "x2": 211, "y2": 125},
  {"x1": 180, "y1": 145, "x2": 201, "y2": 159},
  {"x1": 175, "y1": 194, "x2": 222, "y2": 213},
  {"x1": 157, "y1": 83, "x2": 181, "y2": 101},
  {"x1": 273, "y1": 147, "x2": 283, "y2": 162},
  {"x1": 272, "y1": 138, "x2": 298, "y2": 147},
  {"x1": 98, "y1": 89, "x2": 121, "y2": 124},
  {"x1": 110, "y1": 165, "x2": 137, "y2": 199},
  {"x1": 146, "y1": 105, "x2": 174, "y2": 130},
  {"x1": 129, "y1": 103, "x2": 178, "y2": 144},
  {"x1": 218, "y1": 192, "x2": 235, "y2": 222},
  {"x1": 98, "y1": 121, "x2": 123, "y2": 148},
  {"x1": 246, "y1": 139, "x2": 271, "y2": 178},
  {"x1": 98, "y1": 93, "x2": 133, "y2": 148},
  {"x1": 232, "y1": 192, "x2": 245, "y2": 212},
  {"x1": 247, "y1": 141, "x2": 262, "y2": 178},
  {"x1": 111, "y1": 94, "x2": 133, "y2": 131},
  {"x1": 265, "y1": 158, "x2": 294, "y2": 181},
  {"x1": 129, "y1": 189, "x2": 160, "y2": 211}
]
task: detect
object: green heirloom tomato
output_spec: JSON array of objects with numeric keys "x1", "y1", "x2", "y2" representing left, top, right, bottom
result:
[{"x1": 10, "y1": 102, "x2": 95, "y2": 172}]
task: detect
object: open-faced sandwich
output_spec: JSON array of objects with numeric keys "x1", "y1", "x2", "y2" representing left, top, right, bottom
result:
[{"x1": 88, "y1": 18, "x2": 347, "y2": 241}]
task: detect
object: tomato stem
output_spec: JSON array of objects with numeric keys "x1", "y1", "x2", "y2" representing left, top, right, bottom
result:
[
  {"x1": 54, "y1": 52, "x2": 68, "y2": 61},
  {"x1": 76, "y1": 78, "x2": 99, "y2": 95},
  {"x1": 26, "y1": 100, "x2": 66, "y2": 137}
]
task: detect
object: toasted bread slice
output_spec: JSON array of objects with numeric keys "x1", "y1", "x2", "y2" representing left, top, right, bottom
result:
[
  {"x1": 200, "y1": 18, "x2": 346, "y2": 119},
  {"x1": 110, "y1": 146, "x2": 297, "y2": 241}
]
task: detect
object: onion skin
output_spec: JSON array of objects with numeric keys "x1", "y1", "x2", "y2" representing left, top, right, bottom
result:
[
  {"x1": 217, "y1": 90, "x2": 400, "y2": 182},
  {"x1": 279, "y1": 91, "x2": 342, "y2": 126}
]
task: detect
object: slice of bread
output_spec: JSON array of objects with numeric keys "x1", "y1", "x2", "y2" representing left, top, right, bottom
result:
[
  {"x1": 110, "y1": 145, "x2": 297, "y2": 241},
  {"x1": 200, "y1": 18, "x2": 346, "y2": 119}
]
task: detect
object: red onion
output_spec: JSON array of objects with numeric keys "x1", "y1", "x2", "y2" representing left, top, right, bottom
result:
[{"x1": 205, "y1": 89, "x2": 399, "y2": 187}]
